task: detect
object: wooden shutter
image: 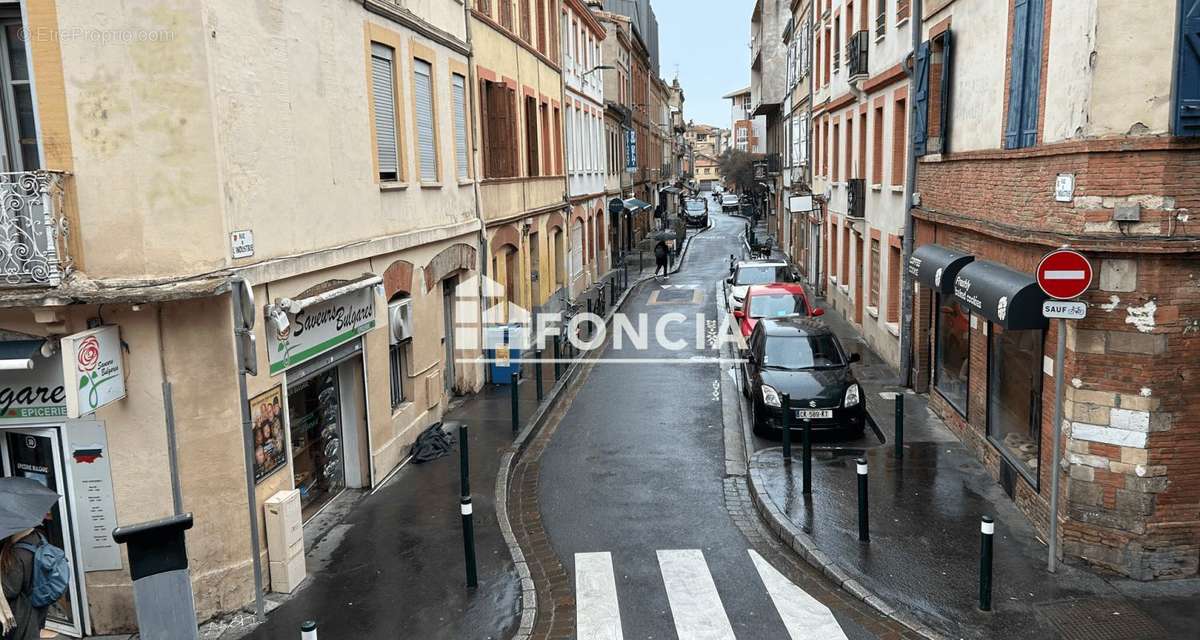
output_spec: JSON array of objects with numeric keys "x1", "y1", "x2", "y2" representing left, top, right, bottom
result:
[
  {"x1": 938, "y1": 30, "x2": 954, "y2": 153},
  {"x1": 911, "y1": 40, "x2": 931, "y2": 157},
  {"x1": 1019, "y1": 0, "x2": 1044, "y2": 147},
  {"x1": 1004, "y1": 0, "x2": 1030, "y2": 149},
  {"x1": 480, "y1": 79, "x2": 492, "y2": 176},
  {"x1": 452, "y1": 74, "x2": 469, "y2": 178},
  {"x1": 414, "y1": 59, "x2": 438, "y2": 183},
  {"x1": 1174, "y1": 0, "x2": 1200, "y2": 135},
  {"x1": 371, "y1": 43, "x2": 399, "y2": 178}
]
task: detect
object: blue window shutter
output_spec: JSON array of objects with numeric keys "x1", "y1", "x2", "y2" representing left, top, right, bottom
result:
[
  {"x1": 1176, "y1": 0, "x2": 1200, "y2": 136},
  {"x1": 912, "y1": 40, "x2": 931, "y2": 157},
  {"x1": 1019, "y1": 0, "x2": 1045, "y2": 147},
  {"x1": 1005, "y1": 0, "x2": 1030, "y2": 149}
]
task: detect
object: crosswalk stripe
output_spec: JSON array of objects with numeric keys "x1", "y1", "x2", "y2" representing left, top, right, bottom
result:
[
  {"x1": 749, "y1": 550, "x2": 849, "y2": 640},
  {"x1": 656, "y1": 549, "x2": 737, "y2": 640},
  {"x1": 575, "y1": 552, "x2": 624, "y2": 640}
]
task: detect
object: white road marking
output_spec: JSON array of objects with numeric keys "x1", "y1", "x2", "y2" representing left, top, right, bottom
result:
[
  {"x1": 576, "y1": 552, "x2": 624, "y2": 640},
  {"x1": 749, "y1": 550, "x2": 849, "y2": 640},
  {"x1": 1044, "y1": 270, "x2": 1085, "y2": 279},
  {"x1": 656, "y1": 549, "x2": 736, "y2": 640}
]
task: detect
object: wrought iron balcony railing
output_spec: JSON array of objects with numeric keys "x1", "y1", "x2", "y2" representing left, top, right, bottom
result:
[
  {"x1": 0, "y1": 171, "x2": 70, "y2": 287},
  {"x1": 847, "y1": 30, "x2": 870, "y2": 82}
]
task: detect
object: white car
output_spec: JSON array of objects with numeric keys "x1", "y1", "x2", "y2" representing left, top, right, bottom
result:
[
  {"x1": 721, "y1": 194, "x2": 741, "y2": 212},
  {"x1": 725, "y1": 261, "x2": 800, "y2": 311}
]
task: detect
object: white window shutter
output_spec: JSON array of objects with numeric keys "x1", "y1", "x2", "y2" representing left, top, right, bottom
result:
[
  {"x1": 414, "y1": 59, "x2": 438, "y2": 182},
  {"x1": 372, "y1": 44, "x2": 399, "y2": 177},
  {"x1": 452, "y1": 74, "x2": 469, "y2": 178}
]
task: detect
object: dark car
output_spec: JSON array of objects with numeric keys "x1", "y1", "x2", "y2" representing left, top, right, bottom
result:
[
  {"x1": 683, "y1": 198, "x2": 709, "y2": 227},
  {"x1": 741, "y1": 318, "x2": 864, "y2": 438}
]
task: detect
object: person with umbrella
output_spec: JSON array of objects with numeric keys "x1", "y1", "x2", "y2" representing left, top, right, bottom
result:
[
  {"x1": 653, "y1": 238, "x2": 669, "y2": 280},
  {"x1": 0, "y1": 477, "x2": 62, "y2": 640}
]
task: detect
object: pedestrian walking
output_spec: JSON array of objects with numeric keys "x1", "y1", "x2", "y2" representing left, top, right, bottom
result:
[
  {"x1": 0, "y1": 478, "x2": 65, "y2": 640},
  {"x1": 654, "y1": 240, "x2": 669, "y2": 279},
  {"x1": 1, "y1": 529, "x2": 48, "y2": 640}
]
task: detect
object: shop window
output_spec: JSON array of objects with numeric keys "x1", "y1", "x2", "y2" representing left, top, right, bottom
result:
[
  {"x1": 988, "y1": 323, "x2": 1044, "y2": 485},
  {"x1": 288, "y1": 369, "x2": 347, "y2": 520},
  {"x1": 934, "y1": 296, "x2": 970, "y2": 415}
]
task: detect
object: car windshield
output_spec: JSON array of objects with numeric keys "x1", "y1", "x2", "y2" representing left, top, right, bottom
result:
[
  {"x1": 735, "y1": 265, "x2": 789, "y2": 285},
  {"x1": 685, "y1": 200, "x2": 706, "y2": 212},
  {"x1": 761, "y1": 335, "x2": 845, "y2": 370},
  {"x1": 749, "y1": 293, "x2": 808, "y2": 318}
]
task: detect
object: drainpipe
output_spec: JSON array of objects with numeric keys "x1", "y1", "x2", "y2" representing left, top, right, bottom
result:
[
  {"x1": 898, "y1": 0, "x2": 922, "y2": 388},
  {"x1": 463, "y1": 0, "x2": 488, "y2": 381}
]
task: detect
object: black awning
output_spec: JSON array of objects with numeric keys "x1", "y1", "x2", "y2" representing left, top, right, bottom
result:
[
  {"x1": 0, "y1": 339, "x2": 44, "y2": 370},
  {"x1": 952, "y1": 260, "x2": 1047, "y2": 330},
  {"x1": 909, "y1": 244, "x2": 974, "y2": 295}
]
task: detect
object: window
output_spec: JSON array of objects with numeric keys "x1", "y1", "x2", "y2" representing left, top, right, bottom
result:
[
  {"x1": 371, "y1": 43, "x2": 401, "y2": 181},
  {"x1": 832, "y1": 121, "x2": 840, "y2": 181},
  {"x1": 833, "y1": 15, "x2": 840, "y2": 72},
  {"x1": 840, "y1": 224, "x2": 850, "y2": 282},
  {"x1": 1004, "y1": 0, "x2": 1044, "y2": 149},
  {"x1": 1175, "y1": 0, "x2": 1200, "y2": 135},
  {"x1": 926, "y1": 32, "x2": 953, "y2": 153},
  {"x1": 828, "y1": 218, "x2": 838, "y2": 281},
  {"x1": 540, "y1": 102, "x2": 552, "y2": 175},
  {"x1": 499, "y1": 0, "x2": 513, "y2": 30},
  {"x1": 858, "y1": 111, "x2": 866, "y2": 178},
  {"x1": 898, "y1": 0, "x2": 911, "y2": 22},
  {"x1": 476, "y1": 0, "x2": 490, "y2": 15},
  {"x1": 892, "y1": 96, "x2": 906, "y2": 185},
  {"x1": 798, "y1": 114, "x2": 809, "y2": 164},
  {"x1": 452, "y1": 73, "x2": 469, "y2": 179},
  {"x1": 389, "y1": 297, "x2": 410, "y2": 409},
  {"x1": 481, "y1": 80, "x2": 518, "y2": 178},
  {"x1": 536, "y1": 0, "x2": 547, "y2": 53},
  {"x1": 553, "y1": 228, "x2": 565, "y2": 288},
  {"x1": 763, "y1": 334, "x2": 845, "y2": 370},
  {"x1": 414, "y1": 58, "x2": 438, "y2": 183},
  {"x1": 935, "y1": 297, "x2": 970, "y2": 415},
  {"x1": 876, "y1": 0, "x2": 886, "y2": 36},
  {"x1": 869, "y1": 238, "x2": 880, "y2": 308},
  {"x1": 520, "y1": 0, "x2": 531, "y2": 42},
  {"x1": 525, "y1": 96, "x2": 540, "y2": 176},
  {"x1": 872, "y1": 105, "x2": 884, "y2": 184},
  {"x1": 0, "y1": 22, "x2": 37, "y2": 171},
  {"x1": 553, "y1": 107, "x2": 563, "y2": 172},
  {"x1": 988, "y1": 324, "x2": 1044, "y2": 484},
  {"x1": 845, "y1": 116, "x2": 854, "y2": 179},
  {"x1": 887, "y1": 242, "x2": 901, "y2": 322}
]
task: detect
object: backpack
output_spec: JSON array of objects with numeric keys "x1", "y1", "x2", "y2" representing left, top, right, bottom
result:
[{"x1": 15, "y1": 533, "x2": 70, "y2": 608}]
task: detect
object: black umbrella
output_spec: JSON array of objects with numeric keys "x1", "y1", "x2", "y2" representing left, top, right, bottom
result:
[{"x1": 0, "y1": 477, "x2": 59, "y2": 540}]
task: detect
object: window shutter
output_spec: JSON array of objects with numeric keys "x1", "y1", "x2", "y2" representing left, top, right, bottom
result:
[
  {"x1": 414, "y1": 59, "x2": 437, "y2": 182},
  {"x1": 1174, "y1": 0, "x2": 1200, "y2": 136},
  {"x1": 911, "y1": 40, "x2": 931, "y2": 157},
  {"x1": 1019, "y1": 0, "x2": 1044, "y2": 148},
  {"x1": 938, "y1": 29, "x2": 954, "y2": 153},
  {"x1": 453, "y1": 74, "x2": 469, "y2": 177},
  {"x1": 1004, "y1": 0, "x2": 1030, "y2": 149},
  {"x1": 371, "y1": 44, "x2": 399, "y2": 177}
]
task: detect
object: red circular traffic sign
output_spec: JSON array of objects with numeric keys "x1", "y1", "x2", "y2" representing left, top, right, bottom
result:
[{"x1": 1037, "y1": 250, "x2": 1093, "y2": 300}]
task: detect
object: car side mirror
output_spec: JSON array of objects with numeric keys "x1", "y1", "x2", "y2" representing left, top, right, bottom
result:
[
  {"x1": 812, "y1": 307, "x2": 825, "y2": 317},
  {"x1": 848, "y1": 353, "x2": 861, "y2": 363},
  {"x1": 733, "y1": 309, "x2": 745, "y2": 320}
]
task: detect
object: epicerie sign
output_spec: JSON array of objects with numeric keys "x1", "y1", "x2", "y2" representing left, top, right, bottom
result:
[
  {"x1": 0, "y1": 352, "x2": 66, "y2": 424},
  {"x1": 61, "y1": 326, "x2": 127, "y2": 419},
  {"x1": 267, "y1": 287, "x2": 377, "y2": 375}
]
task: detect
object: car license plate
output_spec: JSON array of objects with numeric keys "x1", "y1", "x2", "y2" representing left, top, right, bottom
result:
[{"x1": 795, "y1": 409, "x2": 832, "y2": 419}]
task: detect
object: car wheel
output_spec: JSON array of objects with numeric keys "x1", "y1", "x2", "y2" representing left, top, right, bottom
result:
[{"x1": 750, "y1": 403, "x2": 773, "y2": 439}]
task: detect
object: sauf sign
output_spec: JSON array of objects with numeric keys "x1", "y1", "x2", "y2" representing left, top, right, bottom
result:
[
  {"x1": 61, "y1": 326, "x2": 127, "y2": 419},
  {"x1": 267, "y1": 287, "x2": 377, "y2": 375}
]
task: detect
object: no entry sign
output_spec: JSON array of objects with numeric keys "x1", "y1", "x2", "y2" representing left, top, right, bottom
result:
[{"x1": 1037, "y1": 250, "x2": 1093, "y2": 300}]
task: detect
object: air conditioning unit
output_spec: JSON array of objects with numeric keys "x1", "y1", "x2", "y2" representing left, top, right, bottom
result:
[
  {"x1": 847, "y1": 178, "x2": 866, "y2": 218},
  {"x1": 389, "y1": 298, "x2": 413, "y2": 345}
]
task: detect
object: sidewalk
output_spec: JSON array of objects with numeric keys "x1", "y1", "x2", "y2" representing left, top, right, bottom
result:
[{"x1": 747, "y1": 300, "x2": 1200, "y2": 640}]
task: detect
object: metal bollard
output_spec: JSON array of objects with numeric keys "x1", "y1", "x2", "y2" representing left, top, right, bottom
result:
[
  {"x1": 610, "y1": 276, "x2": 617, "y2": 305},
  {"x1": 802, "y1": 421, "x2": 812, "y2": 495},
  {"x1": 894, "y1": 393, "x2": 905, "y2": 459},
  {"x1": 856, "y1": 458, "x2": 870, "y2": 542},
  {"x1": 510, "y1": 371, "x2": 520, "y2": 434},
  {"x1": 980, "y1": 516, "x2": 994, "y2": 611},
  {"x1": 553, "y1": 335, "x2": 561, "y2": 379},
  {"x1": 781, "y1": 393, "x2": 792, "y2": 464},
  {"x1": 301, "y1": 621, "x2": 318, "y2": 640},
  {"x1": 459, "y1": 424, "x2": 478, "y2": 588},
  {"x1": 535, "y1": 349, "x2": 544, "y2": 402}
]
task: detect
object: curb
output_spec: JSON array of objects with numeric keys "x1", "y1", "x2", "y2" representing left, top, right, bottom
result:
[{"x1": 497, "y1": 221, "x2": 711, "y2": 639}]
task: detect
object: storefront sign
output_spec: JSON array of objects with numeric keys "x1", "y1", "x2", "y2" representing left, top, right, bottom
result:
[
  {"x1": 1042, "y1": 300, "x2": 1087, "y2": 320},
  {"x1": 61, "y1": 326, "x2": 126, "y2": 419},
  {"x1": 0, "y1": 352, "x2": 66, "y2": 423},
  {"x1": 66, "y1": 420, "x2": 122, "y2": 572},
  {"x1": 249, "y1": 385, "x2": 287, "y2": 482},
  {"x1": 267, "y1": 287, "x2": 377, "y2": 375},
  {"x1": 625, "y1": 128, "x2": 637, "y2": 172}
]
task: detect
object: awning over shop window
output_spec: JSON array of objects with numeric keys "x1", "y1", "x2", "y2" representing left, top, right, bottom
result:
[
  {"x1": 952, "y1": 260, "x2": 1047, "y2": 330},
  {"x1": 0, "y1": 340, "x2": 44, "y2": 371},
  {"x1": 909, "y1": 244, "x2": 974, "y2": 295},
  {"x1": 624, "y1": 198, "x2": 651, "y2": 211}
]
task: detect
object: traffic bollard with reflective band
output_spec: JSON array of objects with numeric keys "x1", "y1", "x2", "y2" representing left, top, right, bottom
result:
[
  {"x1": 301, "y1": 620, "x2": 318, "y2": 640},
  {"x1": 535, "y1": 349, "x2": 544, "y2": 402},
  {"x1": 458, "y1": 423, "x2": 478, "y2": 588},
  {"x1": 980, "y1": 516, "x2": 994, "y2": 611},
  {"x1": 780, "y1": 393, "x2": 792, "y2": 463},
  {"x1": 610, "y1": 277, "x2": 617, "y2": 305},
  {"x1": 894, "y1": 393, "x2": 905, "y2": 459},
  {"x1": 802, "y1": 422, "x2": 812, "y2": 495},
  {"x1": 510, "y1": 371, "x2": 520, "y2": 434},
  {"x1": 553, "y1": 336, "x2": 561, "y2": 379},
  {"x1": 856, "y1": 459, "x2": 870, "y2": 542},
  {"x1": 112, "y1": 513, "x2": 200, "y2": 640}
]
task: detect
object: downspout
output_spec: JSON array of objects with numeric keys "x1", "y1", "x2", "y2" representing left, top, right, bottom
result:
[
  {"x1": 807, "y1": 4, "x2": 819, "y2": 292},
  {"x1": 463, "y1": 0, "x2": 489, "y2": 380},
  {"x1": 898, "y1": 0, "x2": 922, "y2": 387}
]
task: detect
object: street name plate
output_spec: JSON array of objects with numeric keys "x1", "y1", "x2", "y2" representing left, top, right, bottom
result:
[{"x1": 1043, "y1": 300, "x2": 1087, "y2": 320}]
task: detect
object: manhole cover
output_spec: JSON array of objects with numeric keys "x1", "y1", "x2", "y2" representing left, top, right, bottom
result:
[
  {"x1": 649, "y1": 287, "x2": 702, "y2": 304},
  {"x1": 1038, "y1": 599, "x2": 1168, "y2": 640}
]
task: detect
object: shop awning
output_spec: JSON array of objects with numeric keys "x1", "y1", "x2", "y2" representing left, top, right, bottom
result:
[
  {"x1": 909, "y1": 244, "x2": 974, "y2": 295},
  {"x1": 952, "y1": 260, "x2": 1048, "y2": 330},
  {"x1": 660, "y1": 186, "x2": 681, "y2": 194},
  {"x1": 624, "y1": 198, "x2": 651, "y2": 211},
  {"x1": 0, "y1": 340, "x2": 44, "y2": 371}
]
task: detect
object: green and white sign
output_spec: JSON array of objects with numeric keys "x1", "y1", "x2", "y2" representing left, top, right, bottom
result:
[
  {"x1": 267, "y1": 287, "x2": 377, "y2": 375},
  {"x1": 0, "y1": 352, "x2": 66, "y2": 423},
  {"x1": 62, "y1": 325, "x2": 127, "y2": 419}
]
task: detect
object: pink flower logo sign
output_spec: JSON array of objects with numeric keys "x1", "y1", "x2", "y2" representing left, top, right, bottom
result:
[
  {"x1": 77, "y1": 334, "x2": 118, "y2": 412},
  {"x1": 77, "y1": 336, "x2": 100, "y2": 372}
]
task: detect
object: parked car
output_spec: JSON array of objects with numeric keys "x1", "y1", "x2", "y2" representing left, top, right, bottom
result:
[
  {"x1": 734, "y1": 283, "x2": 824, "y2": 338},
  {"x1": 721, "y1": 194, "x2": 741, "y2": 212},
  {"x1": 741, "y1": 318, "x2": 864, "y2": 438},
  {"x1": 683, "y1": 198, "x2": 709, "y2": 227},
  {"x1": 725, "y1": 260, "x2": 801, "y2": 311}
]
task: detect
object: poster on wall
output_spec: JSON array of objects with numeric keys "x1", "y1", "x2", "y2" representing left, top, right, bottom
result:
[
  {"x1": 60, "y1": 326, "x2": 126, "y2": 419},
  {"x1": 65, "y1": 420, "x2": 122, "y2": 572},
  {"x1": 250, "y1": 385, "x2": 287, "y2": 483}
]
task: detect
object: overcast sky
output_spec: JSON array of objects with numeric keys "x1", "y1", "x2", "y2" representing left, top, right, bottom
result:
[{"x1": 655, "y1": 0, "x2": 754, "y2": 129}]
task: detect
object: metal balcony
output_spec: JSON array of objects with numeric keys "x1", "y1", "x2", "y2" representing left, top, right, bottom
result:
[
  {"x1": 0, "y1": 171, "x2": 71, "y2": 287},
  {"x1": 846, "y1": 31, "x2": 870, "y2": 82}
]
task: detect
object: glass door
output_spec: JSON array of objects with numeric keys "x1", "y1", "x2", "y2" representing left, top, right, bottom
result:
[
  {"x1": 0, "y1": 428, "x2": 84, "y2": 636},
  {"x1": 287, "y1": 369, "x2": 346, "y2": 521}
]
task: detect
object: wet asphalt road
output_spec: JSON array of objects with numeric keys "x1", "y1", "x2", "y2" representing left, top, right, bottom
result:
[{"x1": 536, "y1": 203, "x2": 883, "y2": 639}]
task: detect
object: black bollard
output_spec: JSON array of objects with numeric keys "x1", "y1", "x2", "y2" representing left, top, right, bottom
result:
[
  {"x1": 610, "y1": 276, "x2": 617, "y2": 305},
  {"x1": 553, "y1": 335, "x2": 561, "y2": 379},
  {"x1": 894, "y1": 393, "x2": 905, "y2": 459},
  {"x1": 535, "y1": 349, "x2": 544, "y2": 402},
  {"x1": 802, "y1": 421, "x2": 812, "y2": 495},
  {"x1": 301, "y1": 621, "x2": 318, "y2": 640},
  {"x1": 857, "y1": 458, "x2": 870, "y2": 542},
  {"x1": 459, "y1": 424, "x2": 478, "y2": 588},
  {"x1": 980, "y1": 516, "x2": 994, "y2": 611},
  {"x1": 780, "y1": 393, "x2": 792, "y2": 464},
  {"x1": 510, "y1": 370, "x2": 520, "y2": 434}
]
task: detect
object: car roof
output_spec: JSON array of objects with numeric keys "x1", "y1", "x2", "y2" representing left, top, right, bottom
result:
[
  {"x1": 746, "y1": 283, "x2": 805, "y2": 295},
  {"x1": 757, "y1": 317, "x2": 832, "y2": 337}
]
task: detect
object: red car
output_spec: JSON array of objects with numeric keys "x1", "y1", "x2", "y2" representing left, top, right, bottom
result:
[{"x1": 735, "y1": 283, "x2": 824, "y2": 338}]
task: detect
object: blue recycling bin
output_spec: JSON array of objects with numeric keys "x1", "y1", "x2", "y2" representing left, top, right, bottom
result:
[{"x1": 485, "y1": 325, "x2": 525, "y2": 383}]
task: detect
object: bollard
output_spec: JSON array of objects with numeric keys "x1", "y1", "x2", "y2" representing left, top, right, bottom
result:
[
  {"x1": 301, "y1": 621, "x2": 318, "y2": 640},
  {"x1": 535, "y1": 349, "x2": 544, "y2": 402},
  {"x1": 458, "y1": 424, "x2": 478, "y2": 588},
  {"x1": 610, "y1": 276, "x2": 617, "y2": 305},
  {"x1": 623, "y1": 261, "x2": 629, "y2": 289},
  {"x1": 553, "y1": 335, "x2": 561, "y2": 379},
  {"x1": 894, "y1": 393, "x2": 905, "y2": 459},
  {"x1": 802, "y1": 421, "x2": 812, "y2": 495},
  {"x1": 510, "y1": 370, "x2": 520, "y2": 434},
  {"x1": 856, "y1": 458, "x2": 870, "y2": 542},
  {"x1": 780, "y1": 393, "x2": 792, "y2": 464},
  {"x1": 979, "y1": 516, "x2": 994, "y2": 611}
]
